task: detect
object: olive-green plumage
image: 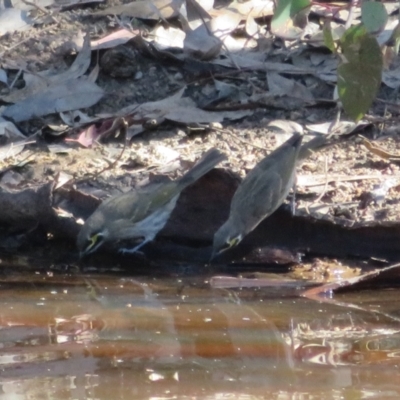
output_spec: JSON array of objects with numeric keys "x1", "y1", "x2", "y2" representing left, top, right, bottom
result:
[
  {"x1": 77, "y1": 148, "x2": 226, "y2": 256},
  {"x1": 212, "y1": 133, "x2": 303, "y2": 258}
]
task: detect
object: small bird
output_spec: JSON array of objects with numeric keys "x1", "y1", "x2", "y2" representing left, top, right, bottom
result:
[
  {"x1": 211, "y1": 133, "x2": 303, "y2": 259},
  {"x1": 77, "y1": 148, "x2": 226, "y2": 257}
]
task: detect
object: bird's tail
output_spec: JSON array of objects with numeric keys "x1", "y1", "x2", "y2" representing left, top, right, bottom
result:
[{"x1": 178, "y1": 148, "x2": 227, "y2": 189}]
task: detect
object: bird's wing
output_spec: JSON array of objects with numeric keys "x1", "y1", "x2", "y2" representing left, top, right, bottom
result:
[
  {"x1": 100, "y1": 191, "x2": 142, "y2": 220},
  {"x1": 231, "y1": 169, "x2": 285, "y2": 232},
  {"x1": 98, "y1": 180, "x2": 182, "y2": 224},
  {"x1": 122, "y1": 183, "x2": 180, "y2": 223}
]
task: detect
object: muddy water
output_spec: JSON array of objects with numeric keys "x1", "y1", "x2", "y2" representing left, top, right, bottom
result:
[{"x1": 0, "y1": 265, "x2": 400, "y2": 400}]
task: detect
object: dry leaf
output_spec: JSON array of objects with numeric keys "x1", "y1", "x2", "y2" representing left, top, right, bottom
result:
[
  {"x1": 91, "y1": 29, "x2": 140, "y2": 50},
  {"x1": 0, "y1": 9, "x2": 34, "y2": 36},
  {"x1": 267, "y1": 71, "x2": 314, "y2": 101},
  {"x1": 184, "y1": 25, "x2": 222, "y2": 60},
  {"x1": 1, "y1": 33, "x2": 92, "y2": 103},
  {"x1": 3, "y1": 80, "x2": 104, "y2": 122},
  {"x1": 95, "y1": 0, "x2": 184, "y2": 20}
]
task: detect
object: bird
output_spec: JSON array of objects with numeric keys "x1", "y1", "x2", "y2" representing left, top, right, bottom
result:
[
  {"x1": 77, "y1": 148, "x2": 226, "y2": 257},
  {"x1": 211, "y1": 133, "x2": 303, "y2": 259}
]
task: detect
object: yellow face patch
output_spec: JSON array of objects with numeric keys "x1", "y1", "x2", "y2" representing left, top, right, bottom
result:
[
  {"x1": 87, "y1": 234, "x2": 100, "y2": 251},
  {"x1": 228, "y1": 236, "x2": 241, "y2": 248},
  {"x1": 219, "y1": 235, "x2": 242, "y2": 254}
]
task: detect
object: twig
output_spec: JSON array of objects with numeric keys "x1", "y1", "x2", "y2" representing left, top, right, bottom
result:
[
  {"x1": 21, "y1": 0, "x2": 59, "y2": 23},
  {"x1": 97, "y1": 117, "x2": 128, "y2": 142},
  {"x1": 74, "y1": 119, "x2": 129, "y2": 184},
  {"x1": 9, "y1": 69, "x2": 23, "y2": 90}
]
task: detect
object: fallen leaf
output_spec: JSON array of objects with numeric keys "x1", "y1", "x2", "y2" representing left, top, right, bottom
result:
[
  {"x1": 0, "y1": 8, "x2": 34, "y2": 36},
  {"x1": 75, "y1": 124, "x2": 100, "y2": 148},
  {"x1": 91, "y1": 29, "x2": 140, "y2": 50},
  {"x1": 0, "y1": 68, "x2": 8, "y2": 86},
  {"x1": 184, "y1": 24, "x2": 222, "y2": 60},
  {"x1": 2, "y1": 79, "x2": 104, "y2": 122},
  {"x1": 95, "y1": 0, "x2": 183, "y2": 20},
  {"x1": 267, "y1": 120, "x2": 304, "y2": 135},
  {"x1": 1, "y1": 33, "x2": 92, "y2": 103},
  {"x1": 0, "y1": 120, "x2": 26, "y2": 140},
  {"x1": 267, "y1": 71, "x2": 314, "y2": 101}
]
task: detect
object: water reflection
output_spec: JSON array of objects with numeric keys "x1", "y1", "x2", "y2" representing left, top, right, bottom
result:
[
  {"x1": 0, "y1": 271, "x2": 399, "y2": 399},
  {"x1": 286, "y1": 313, "x2": 400, "y2": 366}
]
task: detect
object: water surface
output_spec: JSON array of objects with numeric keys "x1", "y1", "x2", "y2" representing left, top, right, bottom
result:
[{"x1": 0, "y1": 264, "x2": 400, "y2": 399}]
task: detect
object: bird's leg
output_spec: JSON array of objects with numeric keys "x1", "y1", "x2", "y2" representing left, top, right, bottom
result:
[
  {"x1": 290, "y1": 182, "x2": 297, "y2": 216},
  {"x1": 119, "y1": 238, "x2": 150, "y2": 255}
]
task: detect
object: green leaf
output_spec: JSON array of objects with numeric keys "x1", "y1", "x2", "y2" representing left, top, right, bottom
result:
[
  {"x1": 389, "y1": 23, "x2": 400, "y2": 54},
  {"x1": 323, "y1": 20, "x2": 336, "y2": 53},
  {"x1": 338, "y1": 28, "x2": 382, "y2": 121},
  {"x1": 271, "y1": 0, "x2": 311, "y2": 40},
  {"x1": 340, "y1": 25, "x2": 368, "y2": 62},
  {"x1": 361, "y1": 1, "x2": 388, "y2": 33}
]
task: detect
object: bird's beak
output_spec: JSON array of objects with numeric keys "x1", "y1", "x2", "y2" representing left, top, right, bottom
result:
[
  {"x1": 209, "y1": 248, "x2": 220, "y2": 263},
  {"x1": 79, "y1": 250, "x2": 88, "y2": 260},
  {"x1": 78, "y1": 246, "x2": 93, "y2": 260}
]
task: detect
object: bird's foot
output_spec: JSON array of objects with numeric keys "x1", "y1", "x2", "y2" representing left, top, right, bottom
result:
[
  {"x1": 290, "y1": 185, "x2": 297, "y2": 216},
  {"x1": 118, "y1": 240, "x2": 149, "y2": 255},
  {"x1": 118, "y1": 247, "x2": 144, "y2": 255}
]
